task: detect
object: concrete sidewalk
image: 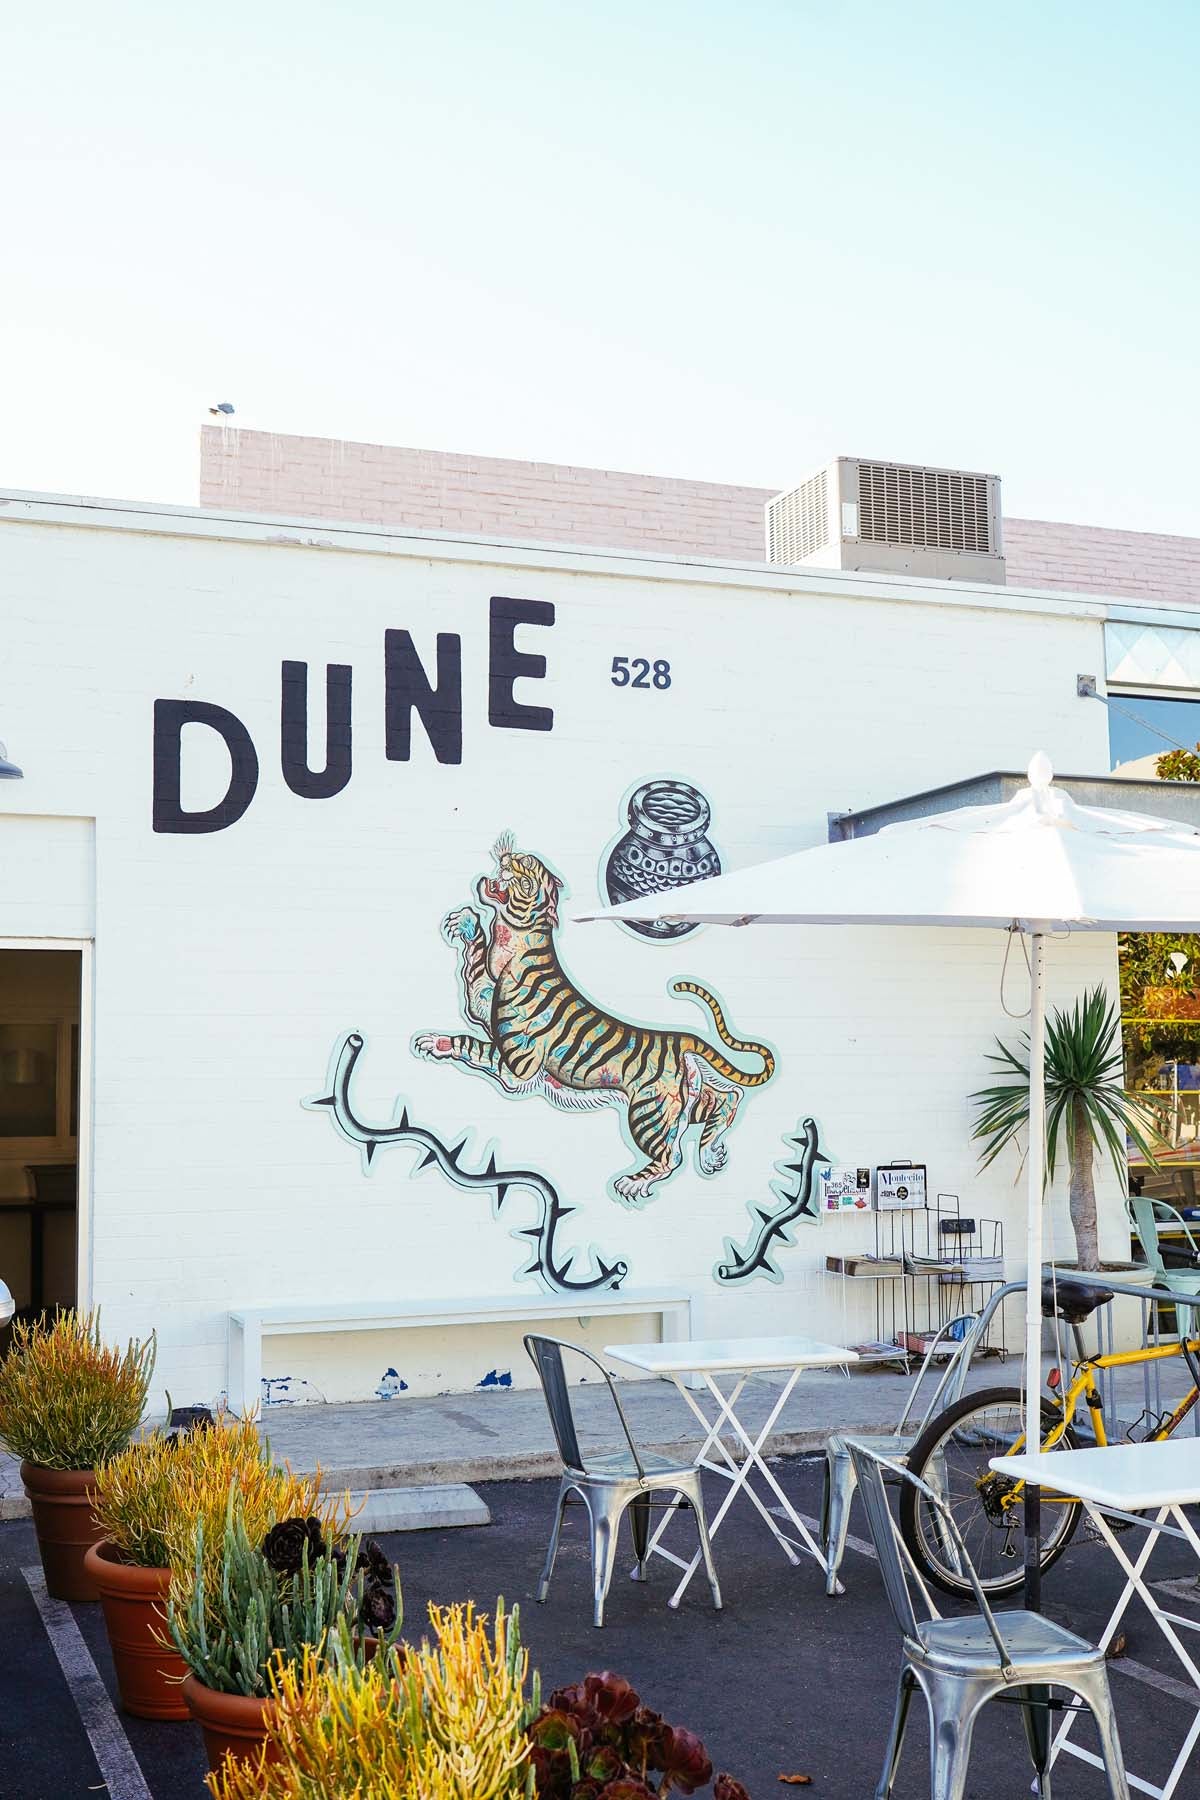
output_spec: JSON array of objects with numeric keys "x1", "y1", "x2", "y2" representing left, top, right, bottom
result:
[
  {"x1": 2, "y1": 1357, "x2": 1003, "y2": 1518},
  {"x1": 5, "y1": 1345, "x2": 1188, "y2": 1517},
  {"x1": 254, "y1": 1358, "x2": 1010, "y2": 1490}
]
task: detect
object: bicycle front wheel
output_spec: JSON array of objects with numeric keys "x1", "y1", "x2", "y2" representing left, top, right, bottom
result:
[{"x1": 898, "y1": 1385, "x2": 1080, "y2": 1599}]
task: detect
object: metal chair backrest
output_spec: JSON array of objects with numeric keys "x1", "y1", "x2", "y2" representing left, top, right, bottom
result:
[
  {"x1": 894, "y1": 1312, "x2": 979, "y2": 1437},
  {"x1": 1128, "y1": 1193, "x2": 1170, "y2": 1276},
  {"x1": 523, "y1": 1334, "x2": 646, "y2": 1478},
  {"x1": 848, "y1": 1443, "x2": 1016, "y2": 1676},
  {"x1": 1128, "y1": 1194, "x2": 1200, "y2": 1294}
]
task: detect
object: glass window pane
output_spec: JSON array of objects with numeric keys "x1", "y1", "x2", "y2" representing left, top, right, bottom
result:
[
  {"x1": 1109, "y1": 695, "x2": 1200, "y2": 770},
  {"x1": 0, "y1": 1024, "x2": 59, "y2": 1137}
]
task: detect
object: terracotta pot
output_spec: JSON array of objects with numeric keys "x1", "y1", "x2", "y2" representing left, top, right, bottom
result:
[
  {"x1": 20, "y1": 1462, "x2": 102, "y2": 1601},
  {"x1": 182, "y1": 1675, "x2": 279, "y2": 1774},
  {"x1": 360, "y1": 1634, "x2": 405, "y2": 1666},
  {"x1": 83, "y1": 1540, "x2": 190, "y2": 1720}
]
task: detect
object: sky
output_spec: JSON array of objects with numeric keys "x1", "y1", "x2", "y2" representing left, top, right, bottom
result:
[{"x1": 3, "y1": 2, "x2": 1198, "y2": 532}]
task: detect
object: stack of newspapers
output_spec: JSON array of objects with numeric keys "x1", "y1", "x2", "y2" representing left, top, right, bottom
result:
[
  {"x1": 825, "y1": 1253, "x2": 904, "y2": 1279},
  {"x1": 902, "y1": 1250, "x2": 1004, "y2": 1282}
]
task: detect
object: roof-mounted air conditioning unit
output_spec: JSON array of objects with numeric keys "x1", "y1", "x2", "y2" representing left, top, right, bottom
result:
[{"x1": 766, "y1": 456, "x2": 1005, "y2": 585}]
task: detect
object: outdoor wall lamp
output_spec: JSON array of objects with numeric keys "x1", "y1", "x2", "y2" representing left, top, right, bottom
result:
[{"x1": 0, "y1": 741, "x2": 23, "y2": 779}]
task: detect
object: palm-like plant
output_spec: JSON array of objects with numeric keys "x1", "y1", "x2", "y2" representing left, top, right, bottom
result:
[{"x1": 972, "y1": 986, "x2": 1159, "y2": 1271}]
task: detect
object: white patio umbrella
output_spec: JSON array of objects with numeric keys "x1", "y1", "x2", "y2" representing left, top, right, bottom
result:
[{"x1": 578, "y1": 752, "x2": 1200, "y2": 1467}]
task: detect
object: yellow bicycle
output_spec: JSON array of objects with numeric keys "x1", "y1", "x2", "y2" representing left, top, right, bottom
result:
[{"x1": 899, "y1": 1277, "x2": 1200, "y2": 1597}]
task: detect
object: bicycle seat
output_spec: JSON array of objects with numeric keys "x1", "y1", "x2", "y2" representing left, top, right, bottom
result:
[{"x1": 1041, "y1": 1277, "x2": 1113, "y2": 1324}]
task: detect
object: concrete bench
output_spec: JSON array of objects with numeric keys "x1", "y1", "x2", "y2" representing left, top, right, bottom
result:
[{"x1": 227, "y1": 1288, "x2": 692, "y2": 1412}]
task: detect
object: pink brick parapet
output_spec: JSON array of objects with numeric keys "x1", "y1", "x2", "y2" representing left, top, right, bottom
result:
[{"x1": 200, "y1": 427, "x2": 1200, "y2": 608}]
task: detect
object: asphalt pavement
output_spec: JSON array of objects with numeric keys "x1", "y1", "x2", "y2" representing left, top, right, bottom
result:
[{"x1": 2, "y1": 1456, "x2": 1198, "y2": 1799}]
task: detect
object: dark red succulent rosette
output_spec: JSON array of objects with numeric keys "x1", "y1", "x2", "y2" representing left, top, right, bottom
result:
[
  {"x1": 527, "y1": 1674, "x2": 733, "y2": 1800},
  {"x1": 713, "y1": 1777, "x2": 751, "y2": 1800},
  {"x1": 657, "y1": 1726, "x2": 713, "y2": 1796},
  {"x1": 261, "y1": 1516, "x2": 328, "y2": 1576},
  {"x1": 582, "y1": 1672, "x2": 641, "y2": 1727},
  {"x1": 627, "y1": 1706, "x2": 669, "y2": 1773},
  {"x1": 583, "y1": 1744, "x2": 626, "y2": 1786}
]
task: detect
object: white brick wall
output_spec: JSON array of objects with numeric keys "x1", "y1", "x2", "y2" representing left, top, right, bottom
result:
[{"x1": 0, "y1": 495, "x2": 1122, "y2": 1408}]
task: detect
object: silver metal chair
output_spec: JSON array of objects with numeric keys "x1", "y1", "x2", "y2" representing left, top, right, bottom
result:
[
  {"x1": 820, "y1": 1317, "x2": 969, "y2": 1596},
  {"x1": 523, "y1": 1333, "x2": 722, "y2": 1628},
  {"x1": 848, "y1": 1442, "x2": 1129, "y2": 1800},
  {"x1": 1128, "y1": 1193, "x2": 1200, "y2": 1300}
]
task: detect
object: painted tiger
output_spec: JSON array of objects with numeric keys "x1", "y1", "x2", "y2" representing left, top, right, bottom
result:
[{"x1": 413, "y1": 835, "x2": 775, "y2": 1206}]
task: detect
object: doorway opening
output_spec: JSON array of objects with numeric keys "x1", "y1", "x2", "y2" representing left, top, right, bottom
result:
[{"x1": 0, "y1": 948, "x2": 83, "y2": 1342}]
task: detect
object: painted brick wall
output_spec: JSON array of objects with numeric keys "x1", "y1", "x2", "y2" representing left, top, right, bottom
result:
[
  {"x1": 199, "y1": 427, "x2": 771, "y2": 562},
  {"x1": 0, "y1": 495, "x2": 1123, "y2": 1408},
  {"x1": 200, "y1": 426, "x2": 1200, "y2": 609},
  {"x1": 1004, "y1": 518, "x2": 1200, "y2": 608}
]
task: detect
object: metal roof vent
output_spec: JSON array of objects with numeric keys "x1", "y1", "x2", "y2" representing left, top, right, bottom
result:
[{"x1": 766, "y1": 456, "x2": 1005, "y2": 584}]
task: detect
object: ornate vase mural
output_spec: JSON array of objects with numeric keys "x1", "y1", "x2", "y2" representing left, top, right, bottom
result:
[{"x1": 602, "y1": 778, "x2": 721, "y2": 941}]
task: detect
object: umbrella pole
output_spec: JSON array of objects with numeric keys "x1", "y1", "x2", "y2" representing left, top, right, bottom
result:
[{"x1": 1024, "y1": 927, "x2": 1046, "y2": 1614}]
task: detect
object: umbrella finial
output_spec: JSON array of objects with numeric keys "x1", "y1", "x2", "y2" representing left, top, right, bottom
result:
[{"x1": 1027, "y1": 751, "x2": 1054, "y2": 792}]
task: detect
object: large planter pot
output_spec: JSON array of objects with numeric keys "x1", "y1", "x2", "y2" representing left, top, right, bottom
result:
[
  {"x1": 181, "y1": 1675, "x2": 280, "y2": 1775},
  {"x1": 83, "y1": 1540, "x2": 190, "y2": 1720},
  {"x1": 20, "y1": 1462, "x2": 102, "y2": 1602}
]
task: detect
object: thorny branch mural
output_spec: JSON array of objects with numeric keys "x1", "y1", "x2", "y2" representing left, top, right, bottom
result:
[
  {"x1": 413, "y1": 834, "x2": 776, "y2": 1206},
  {"x1": 304, "y1": 1033, "x2": 628, "y2": 1295},
  {"x1": 714, "y1": 1117, "x2": 829, "y2": 1285}
]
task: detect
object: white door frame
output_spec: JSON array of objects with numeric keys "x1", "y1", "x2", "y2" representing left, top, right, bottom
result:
[{"x1": 0, "y1": 936, "x2": 95, "y2": 1310}]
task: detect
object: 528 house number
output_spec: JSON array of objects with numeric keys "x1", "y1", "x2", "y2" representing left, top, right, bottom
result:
[{"x1": 611, "y1": 656, "x2": 672, "y2": 689}]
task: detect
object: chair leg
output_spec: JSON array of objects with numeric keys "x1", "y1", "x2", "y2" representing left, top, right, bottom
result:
[
  {"x1": 874, "y1": 1667, "x2": 916, "y2": 1800},
  {"x1": 537, "y1": 1480, "x2": 570, "y2": 1604},
  {"x1": 1016, "y1": 1686, "x2": 1053, "y2": 1800},
  {"x1": 926, "y1": 1674, "x2": 990, "y2": 1800},
  {"x1": 823, "y1": 1453, "x2": 855, "y2": 1597},
  {"x1": 628, "y1": 1490, "x2": 651, "y2": 1582},
  {"x1": 1066, "y1": 1669, "x2": 1130, "y2": 1800},
  {"x1": 589, "y1": 1500, "x2": 622, "y2": 1629},
  {"x1": 683, "y1": 1473, "x2": 722, "y2": 1612}
]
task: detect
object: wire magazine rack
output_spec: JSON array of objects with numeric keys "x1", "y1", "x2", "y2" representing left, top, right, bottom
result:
[{"x1": 826, "y1": 1193, "x2": 1006, "y2": 1366}]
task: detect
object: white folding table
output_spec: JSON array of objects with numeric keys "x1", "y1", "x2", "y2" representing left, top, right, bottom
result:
[
  {"x1": 992, "y1": 1438, "x2": 1200, "y2": 1800},
  {"x1": 604, "y1": 1333, "x2": 858, "y2": 1607}
]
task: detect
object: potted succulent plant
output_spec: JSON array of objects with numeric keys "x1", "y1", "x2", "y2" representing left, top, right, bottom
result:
[
  {"x1": 207, "y1": 1598, "x2": 532, "y2": 1800},
  {"x1": 972, "y1": 986, "x2": 1161, "y2": 1271},
  {"x1": 527, "y1": 1671, "x2": 749, "y2": 1800},
  {"x1": 85, "y1": 1408, "x2": 347, "y2": 1720},
  {"x1": 206, "y1": 1621, "x2": 753, "y2": 1800},
  {"x1": 0, "y1": 1310, "x2": 155, "y2": 1600},
  {"x1": 167, "y1": 1497, "x2": 402, "y2": 1775}
]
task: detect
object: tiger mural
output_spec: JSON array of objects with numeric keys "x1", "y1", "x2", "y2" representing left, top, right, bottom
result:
[{"x1": 413, "y1": 835, "x2": 775, "y2": 1206}]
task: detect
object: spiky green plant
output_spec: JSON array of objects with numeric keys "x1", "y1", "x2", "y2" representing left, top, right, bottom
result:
[
  {"x1": 166, "y1": 1495, "x2": 402, "y2": 1698},
  {"x1": 94, "y1": 1411, "x2": 354, "y2": 1581},
  {"x1": 972, "y1": 985, "x2": 1160, "y2": 1270},
  {"x1": 0, "y1": 1310, "x2": 155, "y2": 1470},
  {"x1": 208, "y1": 1600, "x2": 535, "y2": 1800}
]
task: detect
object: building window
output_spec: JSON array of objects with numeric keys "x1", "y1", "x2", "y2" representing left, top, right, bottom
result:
[{"x1": 1109, "y1": 694, "x2": 1200, "y2": 771}]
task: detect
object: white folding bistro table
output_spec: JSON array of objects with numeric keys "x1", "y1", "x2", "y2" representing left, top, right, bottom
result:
[
  {"x1": 604, "y1": 1334, "x2": 859, "y2": 1607},
  {"x1": 991, "y1": 1438, "x2": 1200, "y2": 1800}
]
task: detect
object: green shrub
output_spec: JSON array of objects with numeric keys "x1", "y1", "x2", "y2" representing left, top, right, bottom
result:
[{"x1": 0, "y1": 1310, "x2": 155, "y2": 1470}]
